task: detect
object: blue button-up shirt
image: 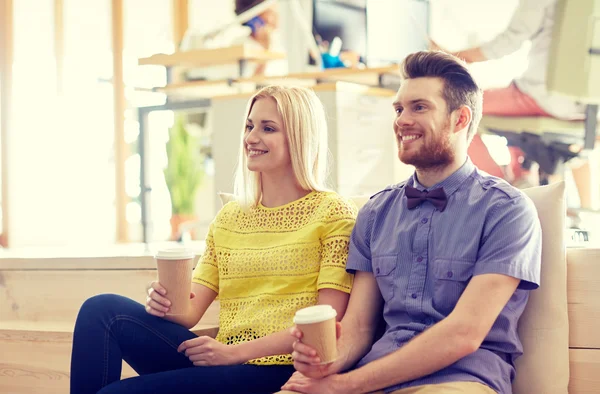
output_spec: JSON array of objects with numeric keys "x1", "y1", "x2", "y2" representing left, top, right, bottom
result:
[{"x1": 346, "y1": 158, "x2": 542, "y2": 394}]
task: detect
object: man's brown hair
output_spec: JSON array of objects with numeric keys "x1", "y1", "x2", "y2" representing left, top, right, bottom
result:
[{"x1": 400, "y1": 51, "x2": 483, "y2": 141}]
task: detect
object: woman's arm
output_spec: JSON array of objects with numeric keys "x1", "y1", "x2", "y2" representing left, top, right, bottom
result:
[
  {"x1": 233, "y1": 288, "x2": 349, "y2": 362},
  {"x1": 147, "y1": 282, "x2": 217, "y2": 329}
]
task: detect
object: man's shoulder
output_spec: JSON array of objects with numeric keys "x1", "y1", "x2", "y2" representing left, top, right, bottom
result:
[
  {"x1": 353, "y1": 181, "x2": 407, "y2": 222},
  {"x1": 362, "y1": 181, "x2": 407, "y2": 210},
  {"x1": 470, "y1": 171, "x2": 524, "y2": 201},
  {"x1": 369, "y1": 181, "x2": 408, "y2": 201},
  {"x1": 469, "y1": 171, "x2": 537, "y2": 218}
]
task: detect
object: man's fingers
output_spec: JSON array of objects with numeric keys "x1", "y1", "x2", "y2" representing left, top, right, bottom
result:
[
  {"x1": 282, "y1": 377, "x2": 310, "y2": 393},
  {"x1": 292, "y1": 341, "x2": 318, "y2": 357},
  {"x1": 292, "y1": 351, "x2": 320, "y2": 365},
  {"x1": 290, "y1": 326, "x2": 303, "y2": 339}
]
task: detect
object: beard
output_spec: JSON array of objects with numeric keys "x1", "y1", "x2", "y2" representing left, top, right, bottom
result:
[{"x1": 398, "y1": 120, "x2": 455, "y2": 171}]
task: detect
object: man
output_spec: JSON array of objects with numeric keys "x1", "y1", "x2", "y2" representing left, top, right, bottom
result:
[{"x1": 280, "y1": 51, "x2": 542, "y2": 394}]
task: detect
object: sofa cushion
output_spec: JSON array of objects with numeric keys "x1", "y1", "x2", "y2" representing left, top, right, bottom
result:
[{"x1": 513, "y1": 181, "x2": 569, "y2": 394}]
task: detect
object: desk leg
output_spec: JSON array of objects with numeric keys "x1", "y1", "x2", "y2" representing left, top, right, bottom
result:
[
  {"x1": 238, "y1": 59, "x2": 248, "y2": 77},
  {"x1": 584, "y1": 104, "x2": 598, "y2": 151},
  {"x1": 138, "y1": 108, "x2": 152, "y2": 244}
]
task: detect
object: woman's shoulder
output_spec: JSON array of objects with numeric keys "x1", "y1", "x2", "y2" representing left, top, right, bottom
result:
[
  {"x1": 314, "y1": 191, "x2": 359, "y2": 220},
  {"x1": 213, "y1": 199, "x2": 243, "y2": 225}
]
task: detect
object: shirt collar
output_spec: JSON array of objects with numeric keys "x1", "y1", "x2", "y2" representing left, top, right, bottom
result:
[{"x1": 408, "y1": 158, "x2": 475, "y2": 198}]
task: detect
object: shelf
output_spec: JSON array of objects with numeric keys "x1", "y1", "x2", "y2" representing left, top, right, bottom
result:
[{"x1": 138, "y1": 43, "x2": 285, "y2": 68}]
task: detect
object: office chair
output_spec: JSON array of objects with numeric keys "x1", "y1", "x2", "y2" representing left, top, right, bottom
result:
[{"x1": 480, "y1": 0, "x2": 600, "y2": 185}]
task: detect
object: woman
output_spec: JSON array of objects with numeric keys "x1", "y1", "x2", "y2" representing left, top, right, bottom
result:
[{"x1": 70, "y1": 85, "x2": 358, "y2": 394}]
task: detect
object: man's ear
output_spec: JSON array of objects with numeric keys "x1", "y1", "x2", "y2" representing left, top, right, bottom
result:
[{"x1": 453, "y1": 105, "x2": 472, "y2": 134}]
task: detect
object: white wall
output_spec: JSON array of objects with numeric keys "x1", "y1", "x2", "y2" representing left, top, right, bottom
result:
[
  {"x1": 429, "y1": 0, "x2": 529, "y2": 89},
  {"x1": 188, "y1": 0, "x2": 236, "y2": 34}
]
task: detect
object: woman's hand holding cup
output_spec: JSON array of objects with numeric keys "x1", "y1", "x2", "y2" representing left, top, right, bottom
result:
[{"x1": 145, "y1": 281, "x2": 171, "y2": 317}]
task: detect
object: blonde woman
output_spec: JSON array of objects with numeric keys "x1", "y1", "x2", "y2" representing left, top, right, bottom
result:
[{"x1": 70, "y1": 86, "x2": 357, "y2": 394}]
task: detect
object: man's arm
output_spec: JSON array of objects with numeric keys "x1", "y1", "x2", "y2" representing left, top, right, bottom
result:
[
  {"x1": 339, "y1": 273, "x2": 519, "y2": 393},
  {"x1": 286, "y1": 273, "x2": 519, "y2": 394}
]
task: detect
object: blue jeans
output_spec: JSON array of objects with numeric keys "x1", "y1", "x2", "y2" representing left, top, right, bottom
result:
[{"x1": 70, "y1": 294, "x2": 295, "y2": 394}]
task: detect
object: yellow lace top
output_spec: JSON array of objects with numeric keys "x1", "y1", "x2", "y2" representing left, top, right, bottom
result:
[{"x1": 192, "y1": 191, "x2": 357, "y2": 365}]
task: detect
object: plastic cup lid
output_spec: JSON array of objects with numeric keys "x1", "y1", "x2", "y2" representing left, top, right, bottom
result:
[
  {"x1": 155, "y1": 248, "x2": 195, "y2": 260},
  {"x1": 293, "y1": 305, "x2": 337, "y2": 324}
]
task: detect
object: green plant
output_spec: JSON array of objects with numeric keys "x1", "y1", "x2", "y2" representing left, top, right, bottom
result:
[{"x1": 163, "y1": 115, "x2": 204, "y2": 216}]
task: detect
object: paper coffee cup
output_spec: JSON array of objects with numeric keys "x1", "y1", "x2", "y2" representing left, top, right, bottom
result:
[
  {"x1": 155, "y1": 248, "x2": 195, "y2": 315},
  {"x1": 293, "y1": 305, "x2": 338, "y2": 364}
]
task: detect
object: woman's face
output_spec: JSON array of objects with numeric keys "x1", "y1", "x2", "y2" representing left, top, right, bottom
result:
[{"x1": 243, "y1": 97, "x2": 292, "y2": 176}]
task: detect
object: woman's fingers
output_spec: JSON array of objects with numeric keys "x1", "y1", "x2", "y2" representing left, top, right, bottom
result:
[
  {"x1": 146, "y1": 297, "x2": 169, "y2": 313},
  {"x1": 145, "y1": 304, "x2": 165, "y2": 317},
  {"x1": 148, "y1": 282, "x2": 171, "y2": 308},
  {"x1": 148, "y1": 281, "x2": 167, "y2": 296}
]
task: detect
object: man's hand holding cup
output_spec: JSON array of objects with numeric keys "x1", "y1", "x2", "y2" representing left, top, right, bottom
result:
[{"x1": 291, "y1": 305, "x2": 344, "y2": 379}]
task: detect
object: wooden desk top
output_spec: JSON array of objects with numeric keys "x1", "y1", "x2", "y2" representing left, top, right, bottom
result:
[
  {"x1": 154, "y1": 65, "x2": 401, "y2": 98},
  {"x1": 163, "y1": 65, "x2": 399, "y2": 87},
  {"x1": 138, "y1": 43, "x2": 286, "y2": 67},
  {"x1": 208, "y1": 81, "x2": 397, "y2": 101}
]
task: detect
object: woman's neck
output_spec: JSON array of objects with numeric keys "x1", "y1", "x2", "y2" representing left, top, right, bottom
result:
[{"x1": 260, "y1": 172, "x2": 310, "y2": 208}]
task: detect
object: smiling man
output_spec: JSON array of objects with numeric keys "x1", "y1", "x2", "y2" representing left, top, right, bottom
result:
[{"x1": 281, "y1": 51, "x2": 542, "y2": 394}]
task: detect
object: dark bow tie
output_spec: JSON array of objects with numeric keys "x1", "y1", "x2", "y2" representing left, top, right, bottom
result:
[{"x1": 405, "y1": 185, "x2": 448, "y2": 212}]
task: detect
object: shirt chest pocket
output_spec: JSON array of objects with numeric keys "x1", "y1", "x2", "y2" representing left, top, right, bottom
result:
[
  {"x1": 373, "y1": 255, "x2": 397, "y2": 303},
  {"x1": 431, "y1": 260, "x2": 474, "y2": 315}
]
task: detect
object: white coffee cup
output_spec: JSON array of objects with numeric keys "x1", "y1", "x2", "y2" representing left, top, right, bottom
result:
[
  {"x1": 293, "y1": 305, "x2": 338, "y2": 364},
  {"x1": 155, "y1": 248, "x2": 195, "y2": 315}
]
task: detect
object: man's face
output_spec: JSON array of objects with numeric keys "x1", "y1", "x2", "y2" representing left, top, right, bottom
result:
[{"x1": 392, "y1": 77, "x2": 455, "y2": 170}]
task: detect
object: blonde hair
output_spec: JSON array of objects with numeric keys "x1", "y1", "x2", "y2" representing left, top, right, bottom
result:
[{"x1": 233, "y1": 85, "x2": 330, "y2": 208}]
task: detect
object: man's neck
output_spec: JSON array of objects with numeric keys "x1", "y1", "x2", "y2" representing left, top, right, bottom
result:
[{"x1": 414, "y1": 156, "x2": 466, "y2": 189}]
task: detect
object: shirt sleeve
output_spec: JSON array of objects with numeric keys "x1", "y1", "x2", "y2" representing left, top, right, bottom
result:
[
  {"x1": 317, "y1": 196, "x2": 358, "y2": 294},
  {"x1": 346, "y1": 202, "x2": 375, "y2": 274},
  {"x1": 192, "y1": 221, "x2": 219, "y2": 293},
  {"x1": 480, "y1": 0, "x2": 556, "y2": 59},
  {"x1": 473, "y1": 194, "x2": 542, "y2": 290}
]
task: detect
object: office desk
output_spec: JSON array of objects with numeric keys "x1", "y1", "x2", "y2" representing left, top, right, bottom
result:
[
  {"x1": 138, "y1": 43, "x2": 286, "y2": 78},
  {"x1": 155, "y1": 65, "x2": 402, "y2": 97}
]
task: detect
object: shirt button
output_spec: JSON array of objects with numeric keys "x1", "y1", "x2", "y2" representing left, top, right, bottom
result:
[
  {"x1": 411, "y1": 293, "x2": 417, "y2": 299},
  {"x1": 417, "y1": 256, "x2": 423, "y2": 262},
  {"x1": 484, "y1": 181, "x2": 492, "y2": 186},
  {"x1": 447, "y1": 271, "x2": 453, "y2": 278},
  {"x1": 375, "y1": 267, "x2": 380, "y2": 274},
  {"x1": 421, "y1": 218, "x2": 428, "y2": 224}
]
